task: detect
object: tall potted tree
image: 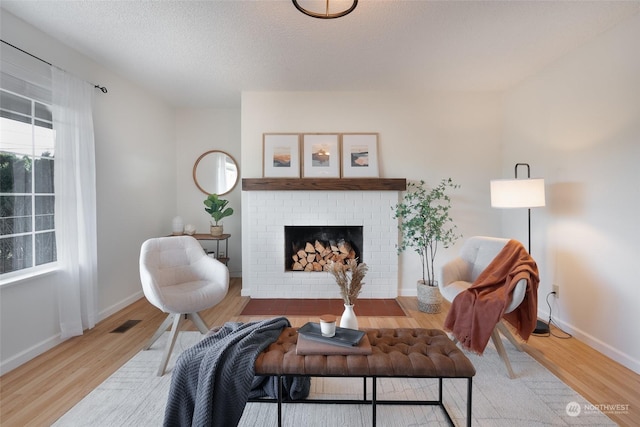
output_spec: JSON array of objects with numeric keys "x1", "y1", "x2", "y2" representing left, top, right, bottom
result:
[
  {"x1": 204, "y1": 194, "x2": 234, "y2": 236},
  {"x1": 393, "y1": 178, "x2": 461, "y2": 313}
]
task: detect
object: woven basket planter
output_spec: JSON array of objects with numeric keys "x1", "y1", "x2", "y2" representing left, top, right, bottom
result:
[{"x1": 417, "y1": 280, "x2": 442, "y2": 314}]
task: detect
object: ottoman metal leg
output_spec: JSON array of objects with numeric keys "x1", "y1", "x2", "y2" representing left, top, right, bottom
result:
[{"x1": 372, "y1": 376, "x2": 377, "y2": 426}]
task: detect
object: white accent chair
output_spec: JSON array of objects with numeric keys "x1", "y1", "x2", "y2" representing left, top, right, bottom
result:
[
  {"x1": 440, "y1": 236, "x2": 527, "y2": 378},
  {"x1": 139, "y1": 236, "x2": 229, "y2": 376}
]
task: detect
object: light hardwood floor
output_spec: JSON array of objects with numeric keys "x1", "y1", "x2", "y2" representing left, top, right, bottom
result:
[{"x1": 1, "y1": 278, "x2": 638, "y2": 426}]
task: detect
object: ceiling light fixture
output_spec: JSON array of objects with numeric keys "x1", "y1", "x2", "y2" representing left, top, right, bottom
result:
[{"x1": 292, "y1": 0, "x2": 358, "y2": 19}]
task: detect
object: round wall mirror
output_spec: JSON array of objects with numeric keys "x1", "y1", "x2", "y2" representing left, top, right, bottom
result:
[{"x1": 193, "y1": 150, "x2": 239, "y2": 195}]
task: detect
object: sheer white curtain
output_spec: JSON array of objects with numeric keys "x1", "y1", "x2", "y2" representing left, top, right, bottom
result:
[
  {"x1": 52, "y1": 67, "x2": 98, "y2": 338},
  {"x1": 215, "y1": 153, "x2": 227, "y2": 191}
]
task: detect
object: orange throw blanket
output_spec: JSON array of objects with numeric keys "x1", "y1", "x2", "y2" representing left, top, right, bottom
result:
[{"x1": 443, "y1": 240, "x2": 540, "y2": 355}]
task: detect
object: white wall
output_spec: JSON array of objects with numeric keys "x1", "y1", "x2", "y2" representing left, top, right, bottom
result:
[
  {"x1": 501, "y1": 13, "x2": 640, "y2": 373},
  {"x1": 240, "y1": 91, "x2": 504, "y2": 296},
  {"x1": 0, "y1": 12, "x2": 176, "y2": 374},
  {"x1": 175, "y1": 109, "x2": 242, "y2": 277}
]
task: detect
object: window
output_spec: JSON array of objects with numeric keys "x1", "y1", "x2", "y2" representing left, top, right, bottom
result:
[{"x1": 0, "y1": 88, "x2": 56, "y2": 275}]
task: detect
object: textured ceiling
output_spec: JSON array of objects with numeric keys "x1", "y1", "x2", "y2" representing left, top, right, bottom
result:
[{"x1": 2, "y1": 1, "x2": 639, "y2": 108}]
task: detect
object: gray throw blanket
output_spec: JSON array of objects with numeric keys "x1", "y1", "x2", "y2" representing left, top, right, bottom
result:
[{"x1": 163, "y1": 317, "x2": 309, "y2": 427}]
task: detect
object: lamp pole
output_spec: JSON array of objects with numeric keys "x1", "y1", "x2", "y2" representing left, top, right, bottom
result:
[
  {"x1": 515, "y1": 162, "x2": 550, "y2": 335},
  {"x1": 514, "y1": 163, "x2": 532, "y2": 254}
]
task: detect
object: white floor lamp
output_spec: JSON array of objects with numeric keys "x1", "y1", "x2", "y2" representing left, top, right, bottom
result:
[{"x1": 490, "y1": 163, "x2": 548, "y2": 334}]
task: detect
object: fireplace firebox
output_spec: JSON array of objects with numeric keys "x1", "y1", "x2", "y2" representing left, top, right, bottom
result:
[{"x1": 284, "y1": 225, "x2": 363, "y2": 272}]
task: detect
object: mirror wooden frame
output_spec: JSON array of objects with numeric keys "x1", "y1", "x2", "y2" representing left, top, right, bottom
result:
[{"x1": 192, "y1": 150, "x2": 239, "y2": 195}]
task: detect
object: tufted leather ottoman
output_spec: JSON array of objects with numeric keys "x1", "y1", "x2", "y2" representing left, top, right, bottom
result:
[{"x1": 252, "y1": 327, "x2": 475, "y2": 427}]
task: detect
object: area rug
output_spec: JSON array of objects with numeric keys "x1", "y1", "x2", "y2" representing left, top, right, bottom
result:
[
  {"x1": 53, "y1": 331, "x2": 614, "y2": 427},
  {"x1": 240, "y1": 298, "x2": 406, "y2": 316}
]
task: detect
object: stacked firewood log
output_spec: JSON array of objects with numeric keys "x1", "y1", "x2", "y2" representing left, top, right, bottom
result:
[{"x1": 291, "y1": 239, "x2": 356, "y2": 272}]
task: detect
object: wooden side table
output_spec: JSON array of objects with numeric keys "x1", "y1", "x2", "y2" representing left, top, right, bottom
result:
[{"x1": 190, "y1": 233, "x2": 231, "y2": 265}]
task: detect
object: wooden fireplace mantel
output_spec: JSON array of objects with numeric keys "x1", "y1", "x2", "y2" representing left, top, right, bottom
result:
[{"x1": 242, "y1": 178, "x2": 406, "y2": 191}]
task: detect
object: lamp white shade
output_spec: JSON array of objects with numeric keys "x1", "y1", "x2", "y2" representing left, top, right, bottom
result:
[{"x1": 490, "y1": 178, "x2": 546, "y2": 208}]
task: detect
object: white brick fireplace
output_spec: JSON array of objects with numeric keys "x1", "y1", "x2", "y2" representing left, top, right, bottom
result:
[{"x1": 242, "y1": 188, "x2": 401, "y2": 298}]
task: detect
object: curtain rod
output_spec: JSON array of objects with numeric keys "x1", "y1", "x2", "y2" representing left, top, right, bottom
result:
[{"x1": 1, "y1": 39, "x2": 108, "y2": 93}]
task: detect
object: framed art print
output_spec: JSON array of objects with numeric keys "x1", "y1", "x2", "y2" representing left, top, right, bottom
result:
[
  {"x1": 341, "y1": 133, "x2": 379, "y2": 178},
  {"x1": 263, "y1": 133, "x2": 300, "y2": 178},
  {"x1": 302, "y1": 134, "x2": 340, "y2": 178}
]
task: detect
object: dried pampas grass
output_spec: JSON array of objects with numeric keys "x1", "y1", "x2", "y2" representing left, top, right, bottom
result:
[{"x1": 328, "y1": 259, "x2": 368, "y2": 306}]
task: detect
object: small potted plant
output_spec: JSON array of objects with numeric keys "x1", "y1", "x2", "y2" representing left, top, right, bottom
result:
[
  {"x1": 204, "y1": 194, "x2": 233, "y2": 236},
  {"x1": 392, "y1": 178, "x2": 461, "y2": 313}
]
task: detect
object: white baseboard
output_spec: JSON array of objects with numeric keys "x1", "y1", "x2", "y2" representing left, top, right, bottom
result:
[
  {"x1": 7, "y1": 289, "x2": 636, "y2": 376},
  {"x1": 394, "y1": 294, "x2": 639, "y2": 375},
  {"x1": 0, "y1": 334, "x2": 65, "y2": 376},
  {"x1": 97, "y1": 291, "x2": 143, "y2": 322},
  {"x1": 544, "y1": 314, "x2": 640, "y2": 375},
  {"x1": 1, "y1": 291, "x2": 145, "y2": 375},
  {"x1": 398, "y1": 287, "x2": 418, "y2": 297}
]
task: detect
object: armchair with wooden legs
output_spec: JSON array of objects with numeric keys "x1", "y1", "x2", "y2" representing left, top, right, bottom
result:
[
  {"x1": 139, "y1": 236, "x2": 229, "y2": 376},
  {"x1": 440, "y1": 236, "x2": 538, "y2": 379}
]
